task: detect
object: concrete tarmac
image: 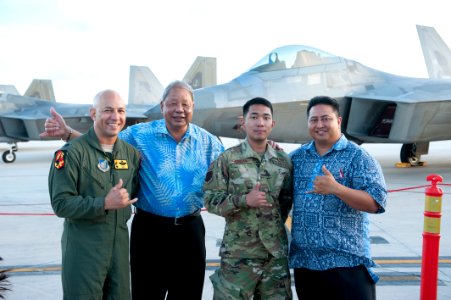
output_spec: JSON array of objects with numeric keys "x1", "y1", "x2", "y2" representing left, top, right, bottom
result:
[{"x1": 0, "y1": 139, "x2": 450, "y2": 299}]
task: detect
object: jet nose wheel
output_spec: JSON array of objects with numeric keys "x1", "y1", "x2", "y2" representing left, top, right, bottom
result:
[{"x1": 2, "y1": 150, "x2": 16, "y2": 163}]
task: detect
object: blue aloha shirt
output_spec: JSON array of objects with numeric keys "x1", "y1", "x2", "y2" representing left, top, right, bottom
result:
[
  {"x1": 289, "y1": 135, "x2": 387, "y2": 282},
  {"x1": 119, "y1": 119, "x2": 224, "y2": 218}
]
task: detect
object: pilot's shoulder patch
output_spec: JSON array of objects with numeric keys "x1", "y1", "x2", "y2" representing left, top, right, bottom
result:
[{"x1": 54, "y1": 150, "x2": 66, "y2": 169}]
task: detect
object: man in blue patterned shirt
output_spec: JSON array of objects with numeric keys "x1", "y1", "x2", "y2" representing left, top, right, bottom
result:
[
  {"x1": 40, "y1": 81, "x2": 224, "y2": 300},
  {"x1": 122, "y1": 81, "x2": 224, "y2": 300},
  {"x1": 290, "y1": 96, "x2": 387, "y2": 300}
]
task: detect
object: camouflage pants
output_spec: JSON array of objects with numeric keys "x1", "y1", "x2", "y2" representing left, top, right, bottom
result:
[{"x1": 210, "y1": 256, "x2": 292, "y2": 300}]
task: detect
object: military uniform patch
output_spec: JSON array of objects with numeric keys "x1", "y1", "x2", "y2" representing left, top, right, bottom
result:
[
  {"x1": 54, "y1": 150, "x2": 65, "y2": 169},
  {"x1": 114, "y1": 159, "x2": 128, "y2": 170},
  {"x1": 232, "y1": 159, "x2": 249, "y2": 164},
  {"x1": 97, "y1": 159, "x2": 110, "y2": 172}
]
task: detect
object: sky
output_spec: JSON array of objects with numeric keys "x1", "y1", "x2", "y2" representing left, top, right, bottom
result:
[{"x1": 1, "y1": 0, "x2": 451, "y2": 104}]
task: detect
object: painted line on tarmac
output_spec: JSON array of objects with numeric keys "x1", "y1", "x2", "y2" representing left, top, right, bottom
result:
[
  {"x1": 373, "y1": 256, "x2": 451, "y2": 267},
  {"x1": 4, "y1": 257, "x2": 450, "y2": 274}
]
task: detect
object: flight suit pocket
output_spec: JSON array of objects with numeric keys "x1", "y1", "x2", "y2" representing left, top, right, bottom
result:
[
  {"x1": 81, "y1": 166, "x2": 106, "y2": 191},
  {"x1": 121, "y1": 206, "x2": 132, "y2": 226},
  {"x1": 115, "y1": 170, "x2": 134, "y2": 225},
  {"x1": 67, "y1": 216, "x2": 107, "y2": 224}
]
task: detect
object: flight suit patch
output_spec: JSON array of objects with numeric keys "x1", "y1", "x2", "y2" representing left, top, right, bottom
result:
[
  {"x1": 97, "y1": 159, "x2": 110, "y2": 172},
  {"x1": 114, "y1": 159, "x2": 128, "y2": 170},
  {"x1": 54, "y1": 150, "x2": 65, "y2": 169}
]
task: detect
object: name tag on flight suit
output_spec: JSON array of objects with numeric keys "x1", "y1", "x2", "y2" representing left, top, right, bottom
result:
[{"x1": 114, "y1": 159, "x2": 128, "y2": 170}]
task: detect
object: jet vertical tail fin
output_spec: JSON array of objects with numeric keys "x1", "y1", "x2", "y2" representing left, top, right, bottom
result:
[
  {"x1": 24, "y1": 79, "x2": 56, "y2": 101},
  {"x1": 183, "y1": 56, "x2": 217, "y2": 89},
  {"x1": 128, "y1": 66, "x2": 164, "y2": 107},
  {"x1": 0, "y1": 85, "x2": 20, "y2": 95},
  {"x1": 417, "y1": 25, "x2": 451, "y2": 79}
]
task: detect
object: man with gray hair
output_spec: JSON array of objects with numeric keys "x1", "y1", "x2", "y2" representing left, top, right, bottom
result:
[
  {"x1": 42, "y1": 81, "x2": 224, "y2": 299},
  {"x1": 48, "y1": 90, "x2": 140, "y2": 299}
]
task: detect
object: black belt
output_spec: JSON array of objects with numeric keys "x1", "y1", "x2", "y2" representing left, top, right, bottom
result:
[{"x1": 136, "y1": 208, "x2": 201, "y2": 225}]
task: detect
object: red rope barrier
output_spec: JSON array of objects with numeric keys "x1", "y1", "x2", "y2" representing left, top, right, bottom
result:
[
  {"x1": 1, "y1": 183, "x2": 450, "y2": 216},
  {"x1": 0, "y1": 212, "x2": 55, "y2": 216},
  {"x1": 388, "y1": 185, "x2": 430, "y2": 193},
  {"x1": 388, "y1": 183, "x2": 451, "y2": 193}
]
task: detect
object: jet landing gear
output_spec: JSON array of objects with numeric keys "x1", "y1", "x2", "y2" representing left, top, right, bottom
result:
[
  {"x1": 2, "y1": 143, "x2": 18, "y2": 163},
  {"x1": 400, "y1": 143, "x2": 428, "y2": 166}
]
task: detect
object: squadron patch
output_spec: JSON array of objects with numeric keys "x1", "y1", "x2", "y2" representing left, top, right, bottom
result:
[
  {"x1": 97, "y1": 159, "x2": 110, "y2": 172},
  {"x1": 54, "y1": 150, "x2": 65, "y2": 169},
  {"x1": 114, "y1": 159, "x2": 128, "y2": 170}
]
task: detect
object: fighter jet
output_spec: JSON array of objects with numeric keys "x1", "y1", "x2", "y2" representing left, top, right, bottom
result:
[
  {"x1": 0, "y1": 80, "x2": 73, "y2": 163},
  {"x1": 145, "y1": 25, "x2": 451, "y2": 165},
  {"x1": 0, "y1": 57, "x2": 216, "y2": 163}
]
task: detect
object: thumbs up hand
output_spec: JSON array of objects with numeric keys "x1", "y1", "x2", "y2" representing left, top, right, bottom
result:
[
  {"x1": 104, "y1": 179, "x2": 138, "y2": 210},
  {"x1": 40, "y1": 107, "x2": 70, "y2": 139},
  {"x1": 308, "y1": 165, "x2": 338, "y2": 195},
  {"x1": 246, "y1": 182, "x2": 272, "y2": 208},
  {"x1": 114, "y1": 178, "x2": 124, "y2": 190}
]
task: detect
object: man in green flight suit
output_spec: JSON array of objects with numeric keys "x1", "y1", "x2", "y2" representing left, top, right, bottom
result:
[
  {"x1": 203, "y1": 97, "x2": 293, "y2": 299},
  {"x1": 48, "y1": 90, "x2": 140, "y2": 299}
]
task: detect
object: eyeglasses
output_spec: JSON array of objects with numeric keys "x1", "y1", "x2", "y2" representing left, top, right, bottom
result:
[{"x1": 308, "y1": 116, "x2": 335, "y2": 125}]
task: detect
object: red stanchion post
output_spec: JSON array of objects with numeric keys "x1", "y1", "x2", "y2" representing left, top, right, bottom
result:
[{"x1": 420, "y1": 174, "x2": 443, "y2": 300}]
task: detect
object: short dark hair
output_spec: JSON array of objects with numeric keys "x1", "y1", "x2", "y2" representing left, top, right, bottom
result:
[
  {"x1": 243, "y1": 97, "x2": 273, "y2": 117},
  {"x1": 307, "y1": 96, "x2": 340, "y2": 117}
]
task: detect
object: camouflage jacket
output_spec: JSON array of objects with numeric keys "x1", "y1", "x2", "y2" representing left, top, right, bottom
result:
[{"x1": 203, "y1": 139, "x2": 292, "y2": 258}]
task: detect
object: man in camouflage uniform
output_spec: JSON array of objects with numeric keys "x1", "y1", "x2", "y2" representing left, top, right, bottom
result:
[{"x1": 203, "y1": 97, "x2": 293, "y2": 299}]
